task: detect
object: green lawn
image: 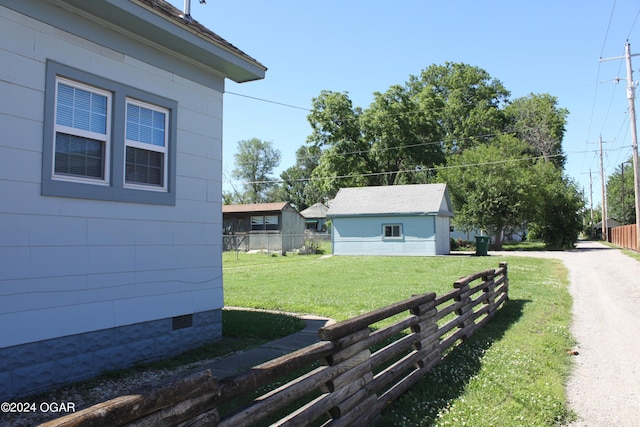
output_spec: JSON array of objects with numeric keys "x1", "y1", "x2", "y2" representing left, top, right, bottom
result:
[{"x1": 223, "y1": 251, "x2": 576, "y2": 426}]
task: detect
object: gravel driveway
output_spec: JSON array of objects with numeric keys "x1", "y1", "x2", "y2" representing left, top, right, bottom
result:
[{"x1": 499, "y1": 241, "x2": 640, "y2": 426}]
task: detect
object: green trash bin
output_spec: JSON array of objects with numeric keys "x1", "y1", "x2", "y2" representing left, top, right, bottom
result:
[{"x1": 475, "y1": 235, "x2": 490, "y2": 256}]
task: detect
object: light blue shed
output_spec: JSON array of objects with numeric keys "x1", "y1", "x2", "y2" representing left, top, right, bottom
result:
[{"x1": 327, "y1": 184, "x2": 454, "y2": 256}]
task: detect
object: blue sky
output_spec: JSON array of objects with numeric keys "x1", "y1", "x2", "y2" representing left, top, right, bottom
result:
[{"x1": 169, "y1": 0, "x2": 639, "y2": 206}]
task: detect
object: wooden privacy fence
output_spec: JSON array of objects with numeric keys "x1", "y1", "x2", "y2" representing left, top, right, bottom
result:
[
  {"x1": 610, "y1": 224, "x2": 638, "y2": 251},
  {"x1": 43, "y1": 263, "x2": 509, "y2": 427}
]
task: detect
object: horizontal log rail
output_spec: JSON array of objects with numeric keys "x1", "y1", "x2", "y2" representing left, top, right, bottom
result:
[{"x1": 44, "y1": 262, "x2": 508, "y2": 427}]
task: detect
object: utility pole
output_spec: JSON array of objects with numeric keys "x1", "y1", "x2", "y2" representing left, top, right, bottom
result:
[
  {"x1": 621, "y1": 162, "x2": 627, "y2": 223},
  {"x1": 589, "y1": 169, "x2": 595, "y2": 235},
  {"x1": 624, "y1": 42, "x2": 640, "y2": 251},
  {"x1": 601, "y1": 41, "x2": 640, "y2": 251},
  {"x1": 582, "y1": 169, "x2": 595, "y2": 237},
  {"x1": 599, "y1": 136, "x2": 608, "y2": 241}
]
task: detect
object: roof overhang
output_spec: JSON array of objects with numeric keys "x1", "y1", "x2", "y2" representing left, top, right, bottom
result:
[
  {"x1": 70, "y1": 0, "x2": 266, "y2": 83},
  {"x1": 328, "y1": 212, "x2": 451, "y2": 219},
  {"x1": 20, "y1": 0, "x2": 266, "y2": 83}
]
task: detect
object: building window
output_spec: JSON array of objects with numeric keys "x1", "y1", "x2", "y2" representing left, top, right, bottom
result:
[
  {"x1": 43, "y1": 61, "x2": 177, "y2": 205},
  {"x1": 125, "y1": 100, "x2": 168, "y2": 189},
  {"x1": 251, "y1": 215, "x2": 279, "y2": 231},
  {"x1": 383, "y1": 224, "x2": 402, "y2": 239},
  {"x1": 54, "y1": 79, "x2": 111, "y2": 183}
]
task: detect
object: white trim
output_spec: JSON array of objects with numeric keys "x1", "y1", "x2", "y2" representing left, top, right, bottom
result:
[
  {"x1": 382, "y1": 223, "x2": 403, "y2": 240},
  {"x1": 124, "y1": 98, "x2": 169, "y2": 191},
  {"x1": 52, "y1": 77, "x2": 111, "y2": 185}
]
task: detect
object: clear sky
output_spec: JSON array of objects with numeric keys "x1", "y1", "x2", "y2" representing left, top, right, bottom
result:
[{"x1": 169, "y1": 0, "x2": 640, "y2": 207}]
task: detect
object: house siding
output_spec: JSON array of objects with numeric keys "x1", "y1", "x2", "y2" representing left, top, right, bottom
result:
[
  {"x1": 0, "y1": 4, "x2": 225, "y2": 398},
  {"x1": 435, "y1": 215, "x2": 451, "y2": 255},
  {"x1": 332, "y1": 216, "x2": 440, "y2": 256}
]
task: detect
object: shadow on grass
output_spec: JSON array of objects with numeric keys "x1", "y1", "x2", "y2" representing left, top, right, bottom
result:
[{"x1": 376, "y1": 298, "x2": 529, "y2": 426}]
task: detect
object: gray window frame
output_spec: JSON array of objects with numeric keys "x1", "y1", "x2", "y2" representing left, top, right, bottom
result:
[{"x1": 42, "y1": 61, "x2": 177, "y2": 206}]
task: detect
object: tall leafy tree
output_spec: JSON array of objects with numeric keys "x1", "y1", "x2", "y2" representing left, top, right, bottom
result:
[
  {"x1": 306, "y1": 91, "x2": 372, "y2": 197},
  {"x1": 606, "y1": 158, "x2": 636, "y2": 224},
  {"x1": 278, "y1": 145, "x2": 324, "y2": 210},
  {"x1": 231, "y1": 138, "x2": 281, "y2": 203},
  {"x1": 527, "y1": 162, "x2": 584, "y2": 248},
  {"x1": 362, "y1": 84, "x2": 444, "y2": 185},
  {"x1": 504, "y1": 93, "x2": 568, "y2": 168},
  {"x1": 437, "y1": 135, "x2": 536, "y2": 249},
  {"x1": 407, "y1": 62, "x2": 510, "y2": 155}
]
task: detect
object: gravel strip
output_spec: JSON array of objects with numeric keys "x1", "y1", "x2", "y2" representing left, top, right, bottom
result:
[{"x1": 495, "y1": 241, "x2": 640, "y2": 425}]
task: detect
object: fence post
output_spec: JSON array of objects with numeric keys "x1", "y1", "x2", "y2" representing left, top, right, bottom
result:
[
  {"x1": 410, "y1": 295, "x2": 441, "y2": 372},
  {"x1": 320, "y1": 328, "x2": 373, "y2": 423},
  {"x1": 482, "y1": 269, "x2": 497, "y2": 317},
  {"x1": 453, "y1": 278, "x2": 473, "y2": 338}
]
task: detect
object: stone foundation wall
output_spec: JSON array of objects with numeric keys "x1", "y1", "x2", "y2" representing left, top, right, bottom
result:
[{"x1": 0, "y1": 309, "x2": 221, "y2": 400}]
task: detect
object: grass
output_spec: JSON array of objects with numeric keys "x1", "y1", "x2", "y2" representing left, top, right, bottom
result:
[
  {"x1": 502, "y1": 240, "x2": 547, "y2": 251},
  {"x1": 601, "y1": 241, "x2": 640, "y2": 262},
  {"x1": 223, "y1": 250, "x2": 576, "y2": 426}
]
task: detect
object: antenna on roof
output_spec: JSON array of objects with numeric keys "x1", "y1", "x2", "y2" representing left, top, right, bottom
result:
[{"x1": 181, "y1": 0, "x2": 205, "y2": 20}]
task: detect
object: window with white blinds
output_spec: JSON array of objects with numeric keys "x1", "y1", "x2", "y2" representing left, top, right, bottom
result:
[
  {"x1": 43, "y1": 61, "x2": 178, "y2": 206},
  {"x1": 53, "y1": 79, "x2": 110, "y2": 182},
  {"x1": 125, "y1": 101, "x2": 168, "y2": 189}
]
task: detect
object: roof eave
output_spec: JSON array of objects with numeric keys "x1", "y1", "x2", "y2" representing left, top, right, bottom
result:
[
  {"x1": 327, "y1": 211, "x2": 445, "y2": 218},
  {"x1": 57, "y1": 0, "x2": 266, "y2": 83}
]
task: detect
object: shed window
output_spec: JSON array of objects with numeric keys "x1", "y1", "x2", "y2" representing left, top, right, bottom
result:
[
  {"x1": 251, "y1": 215, "x2": 279, "y2": 231},
  {"x1": 383, "y1": 224, "x2": 402, "y2": 239}
]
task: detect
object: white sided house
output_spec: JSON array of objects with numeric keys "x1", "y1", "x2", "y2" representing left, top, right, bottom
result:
[
  {"x1": 327, "y1": 184, "x2": 453, "y2": 256},
  {"x1": 0, "y1": 0, "x2": 265, "y2": 399}
]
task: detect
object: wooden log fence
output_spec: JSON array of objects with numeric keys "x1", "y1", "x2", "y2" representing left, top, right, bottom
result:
[
  {"x1": 42, "y1": 262, "x2": 509, "y2": 427},
  {"x1": 610, "y1": 224, "x2": 638, "y2": 251}
]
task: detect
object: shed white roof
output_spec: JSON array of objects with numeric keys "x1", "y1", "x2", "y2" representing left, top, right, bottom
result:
[{"x1": 327, "y1": 184, "x2": 453, "y2": 217}]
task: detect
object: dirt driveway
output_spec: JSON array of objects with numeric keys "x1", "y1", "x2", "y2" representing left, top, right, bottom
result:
[{"x1": 500, "y1": 241, "x2": 640, "y2": 426}]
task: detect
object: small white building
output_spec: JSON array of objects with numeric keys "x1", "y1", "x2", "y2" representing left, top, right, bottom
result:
[
  {"x1": 327, "y1": 184, "x2": 454, "y2": 256},
  {"x1": 0, "y1": 0, "x2": 265, "y2": 399}
]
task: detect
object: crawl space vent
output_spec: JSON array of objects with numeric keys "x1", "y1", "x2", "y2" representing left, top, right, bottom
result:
[{"x1": 172, "y1": 314, "x2": 193, "y2": 330}]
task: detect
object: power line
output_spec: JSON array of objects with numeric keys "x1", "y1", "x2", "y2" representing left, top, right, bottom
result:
[
  {"x1": 586, "y1": 1, "x2": 619, "y2": 170},
  {"x1": 627, "y1": 7, "x2": 640, "y2": 39},
  {"x1": 225, "y1": 90, "x2": 509, "y2": 122},
  {"x1": 225, "y1": 153, "x2": 570, "y2": 187},
  {"x1": 600, "y1": 0, "x2": 617, "y2": 58},
  {"x1": 225, "y1": 91, "x2": 311, "y2": 111}
]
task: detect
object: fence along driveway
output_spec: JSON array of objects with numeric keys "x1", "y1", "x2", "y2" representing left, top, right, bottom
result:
[{"x1": 42, "y1": 263, "x2": 509, "y2": 427}]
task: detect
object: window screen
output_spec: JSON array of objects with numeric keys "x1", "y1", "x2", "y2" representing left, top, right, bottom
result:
[
  {"x1": 53, "y1": 80, "x2": 109, "y2": 181},
  {"x1": 125, "y1": 101, "x2": 168, "y2": 188}
]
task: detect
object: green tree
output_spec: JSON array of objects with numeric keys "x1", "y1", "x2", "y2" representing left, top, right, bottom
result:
[
  {"x1": 231, "y1": 138, "x2": 281, "y2": 203},
  {"x1": 606, "y1": 158, "x2": 636, "y2": 224},
  {"x1": 437, "y1": 135, "x2": 536, "y2": 249},
  {"x1": 528, "y1": 162, "x2": 584, "y2": 248},
  {"x1": 306, "y1": 91, "x2": 372, "y2": 197},
  {"x1": 278, "y1": 145, "x2": 324, "y2": 210},
  {"x1": 305, "y1": 63, "x2": 509, "y2": 198},
  {"x1": 407, "y1": 62, "x2": 510, "y2": 155},
  {"x1": 362, "y1": 84, "x2": 444, "y2": 185},
  {"x1": 504, "y1": 93, "x2": 568, "y2": 168}
]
